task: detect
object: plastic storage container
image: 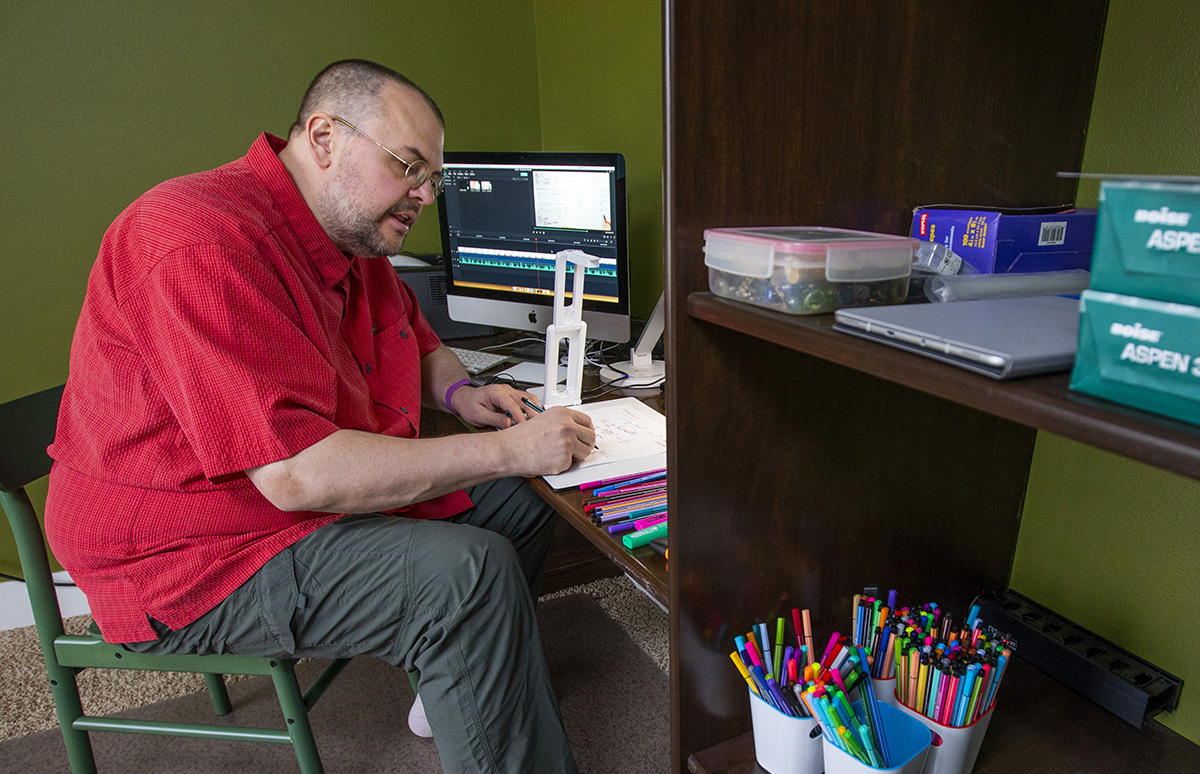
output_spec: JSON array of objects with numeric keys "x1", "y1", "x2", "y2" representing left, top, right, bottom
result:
[{"x1": 704, "y1": 227, "x2": 918, "y2": 314}]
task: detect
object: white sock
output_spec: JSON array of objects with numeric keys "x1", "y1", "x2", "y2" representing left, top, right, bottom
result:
[{"x1": 408, "y1": 693, "x2": 433, "y2": 738}]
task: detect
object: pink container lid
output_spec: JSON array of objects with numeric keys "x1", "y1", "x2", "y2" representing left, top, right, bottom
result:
[{"x1": 704, "y1": 226, "x2": 917, "y2": 281}]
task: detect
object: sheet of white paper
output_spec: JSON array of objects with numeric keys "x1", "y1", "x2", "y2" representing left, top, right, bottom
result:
[
  {"x1": 541, "y1": 397, "x2": 666, "y2": 490},
  {"x1": 497, "y1": 361, "x2": 567, "y2": 386}
]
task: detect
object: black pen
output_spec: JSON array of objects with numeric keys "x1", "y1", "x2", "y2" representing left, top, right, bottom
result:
[{"x1": 522, "y1": 397, "x2": 598, "y2": 450}]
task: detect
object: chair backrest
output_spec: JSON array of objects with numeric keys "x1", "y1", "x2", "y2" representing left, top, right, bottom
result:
[
  {"x1": 0, "y1": 383, "x2": 63, "y2": 494},
  {"x1": 0, "y1": 384, "x2": 69, "y2": 649}
]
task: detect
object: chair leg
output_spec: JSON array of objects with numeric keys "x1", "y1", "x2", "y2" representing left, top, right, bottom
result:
[
  {"x1": 47, "y1": 666, "x2": 98, "y2": 774},
  {"x1": 269, "y1": 659, "x2": 324, "y2": 774},
  {"x1": 3, "y1": 487, "x2": 97, "y2": 772},
  {"x1": 203, "y1": 673, "x2": 233, "y2": 716}
]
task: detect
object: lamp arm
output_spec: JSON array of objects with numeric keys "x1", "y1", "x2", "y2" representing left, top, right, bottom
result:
[{"x1": 629, "y1": 293, "x2": 665, "y2": 367}]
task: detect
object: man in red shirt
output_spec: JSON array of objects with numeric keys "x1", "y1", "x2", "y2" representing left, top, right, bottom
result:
[{"x1": 46, "y1": 59, "x2": 592, "y2": 773}]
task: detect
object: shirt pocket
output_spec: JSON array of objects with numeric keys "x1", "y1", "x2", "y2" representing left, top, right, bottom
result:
[{"x1": 368, "y1": 320, "x2": 423, "y2": 435}]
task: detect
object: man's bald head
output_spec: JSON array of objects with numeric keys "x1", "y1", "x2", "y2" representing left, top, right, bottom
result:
[{"x1": 288, "y1": 59, "x2": 443, "y2": 139}]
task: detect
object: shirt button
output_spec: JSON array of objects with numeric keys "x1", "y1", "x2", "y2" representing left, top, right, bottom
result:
[
  {"x1": 399, "y1": 407, "x2": 408, "y2": 414},
  {"x1": 364, "y1": 364, "x2": 372, "y2": 373},
  {"x1": 400, "y1": 330, "x2": 408, "y2": 339}
]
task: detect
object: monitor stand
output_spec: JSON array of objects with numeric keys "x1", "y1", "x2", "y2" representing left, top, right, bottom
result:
[{"x1": 599, "y1": 293, "x2": 666, "y2": 389}]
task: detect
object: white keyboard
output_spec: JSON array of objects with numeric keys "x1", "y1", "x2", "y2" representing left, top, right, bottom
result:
[{"x1": 447, "y1": 346, "x2": 509, "y2": 375}]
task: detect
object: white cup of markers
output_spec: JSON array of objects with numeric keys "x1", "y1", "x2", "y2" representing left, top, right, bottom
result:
[
  {"x1": 731, "y1": 609, "x2": 929, "y2": 773},
  {"x1": 732, "y1": 596, "x2": 1012, "y2": 774},
  {"x1": 851, "y1": 594, "x2": 1013, "y2": 774}
]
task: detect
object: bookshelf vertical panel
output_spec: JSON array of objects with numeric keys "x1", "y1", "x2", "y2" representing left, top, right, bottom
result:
[{"x1": 663, "y1": 1, "x2": 1108, "y2": 770}]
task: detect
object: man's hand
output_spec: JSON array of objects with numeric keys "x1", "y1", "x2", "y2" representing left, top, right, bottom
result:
[
  {"x1": 500, "y1": 405, "x2": 596, "y2": 475},
  {"x1": 449, "y1": 383, "x2": 531, "y2": 429},
  {"x1": 448, "y1": 383, "x2": 595, "y2": 474}
]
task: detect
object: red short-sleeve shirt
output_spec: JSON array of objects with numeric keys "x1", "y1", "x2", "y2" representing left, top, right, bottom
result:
[{"x1": 46, "y1": 133, "x2": 471, "y2": 643}]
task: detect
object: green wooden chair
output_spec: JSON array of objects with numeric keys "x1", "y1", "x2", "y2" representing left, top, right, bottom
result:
[{"x1": 0, "y1": 384, "x2": 351, "y2": 773}]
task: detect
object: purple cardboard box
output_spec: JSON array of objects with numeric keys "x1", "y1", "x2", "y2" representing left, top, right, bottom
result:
[{"x1": 911, "y1": 205, "x2": 1097, "y2": 274}]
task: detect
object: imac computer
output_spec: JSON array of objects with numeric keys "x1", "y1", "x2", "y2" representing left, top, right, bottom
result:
[{"x1": 437, "y1": 151, "x2": 631, "y2": 344}]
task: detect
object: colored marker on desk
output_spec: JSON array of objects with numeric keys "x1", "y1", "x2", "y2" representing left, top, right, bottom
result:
[
  {"x1": 608, "y1": 514, "x2": 666, "y2": 534},
  {"x1": 592, "y1": 482, "x2": 666, "y2": 500},
  {"x1": 629, "y1": 503, "x2": 667, "y2": 519},
  {"x1": 602, "y1": 480, "x2": 667, "y2": 497},
  {"x1": 579, "y1": 467, "x2": 666, "y2": 490},
  {"x1": 591, "y1": 492, "x2": 665, "y2": 517},
  {"x1": 621, "y1": 520, "x2": 666, "y2": 549},
  {"x1": 594, "y1": 498, "x2": 666, "y2": 523},
  {"x1": 592, "y1": 469, "x2": 666, "y2": 494},
  {"x1": 633, "y1": 513, "x2": 667, "y2": 530}
]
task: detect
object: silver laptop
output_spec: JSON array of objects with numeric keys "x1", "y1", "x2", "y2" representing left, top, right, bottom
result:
[{"x1": 833, "y1": 295, "x2": 1080, "y2": 379}]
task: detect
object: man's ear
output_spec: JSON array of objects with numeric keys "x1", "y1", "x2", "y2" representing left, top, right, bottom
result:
[{"x1": 306, "y1": 114, "x2": 336, "y2": 170}]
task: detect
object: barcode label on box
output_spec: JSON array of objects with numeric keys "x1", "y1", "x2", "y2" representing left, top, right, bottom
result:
[{"x1": 1039, "y1": 221, "x2": 1067, "y2": 246}]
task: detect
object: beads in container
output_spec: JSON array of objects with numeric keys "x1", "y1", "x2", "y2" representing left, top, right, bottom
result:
[{"x1": 704, "y1": 226, "x2": 918, "y2": 315}]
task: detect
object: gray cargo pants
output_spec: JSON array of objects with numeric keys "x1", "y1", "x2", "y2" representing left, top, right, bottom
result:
[{"x1": 124, "y1": 477, "x2": 577, "y2": 774}]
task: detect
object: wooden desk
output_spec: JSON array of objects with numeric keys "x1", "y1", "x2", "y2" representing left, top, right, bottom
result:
[
  {"x1": 528, "y1": 468, "x2": 668, "y2": 609},
  {"x1": 422, "y1": 344, "x2": 669, "y2": 607}
]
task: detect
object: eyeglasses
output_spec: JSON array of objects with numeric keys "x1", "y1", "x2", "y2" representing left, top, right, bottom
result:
[{"x1": 331, "y1": 116, "x2": 444, "y2": 196}]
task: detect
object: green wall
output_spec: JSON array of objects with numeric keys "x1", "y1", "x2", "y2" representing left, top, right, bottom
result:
[
  {"x1": 1, "y1": 0, "x2": 544, "y2": 404},
  {"x1": 533, "y1": 0, "x2": 664, "y2": 318},
  {"x1": 1011, "y1": 0, "x2": 1200, "y2": 743}
]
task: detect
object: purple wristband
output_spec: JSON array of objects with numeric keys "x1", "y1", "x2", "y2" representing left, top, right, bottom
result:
[{"x1": 445, "y1": 378, "x2": 471, "y2": 416}]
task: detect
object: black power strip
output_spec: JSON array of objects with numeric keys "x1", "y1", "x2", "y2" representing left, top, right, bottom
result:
[{"x1": 973, "y1": 589, "x2": 1182, "y2": 728}]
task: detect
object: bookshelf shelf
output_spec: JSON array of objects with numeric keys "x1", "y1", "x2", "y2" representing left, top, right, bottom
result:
[{"x1": 686, "y1": 293, "x2": 1200, "y2": 481}]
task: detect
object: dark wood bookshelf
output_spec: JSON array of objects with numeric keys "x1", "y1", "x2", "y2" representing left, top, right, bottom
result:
[
  {"x1": 687, "y1": 292, "x2": 1200, "y2": 480},
  {"x1": 655, "y1": 1, "x2": 1193, "y2": 771}
]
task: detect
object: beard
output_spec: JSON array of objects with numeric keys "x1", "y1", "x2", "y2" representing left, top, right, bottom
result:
[{"x1": 316, "y1": 157, "x2": 416, "y2": 258}]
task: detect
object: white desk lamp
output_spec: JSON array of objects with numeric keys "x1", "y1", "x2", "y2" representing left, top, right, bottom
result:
[
  {"x1": 599, "y1": 292, "x2": 666, "y2": 388},
  {"x1": 542, "y1": 249, "x2": 599, "y2": 407}
]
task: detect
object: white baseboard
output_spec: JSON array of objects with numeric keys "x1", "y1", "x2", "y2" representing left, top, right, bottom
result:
[{"x1": 0, "y1": 572, "x2": 92, "y2": 632}]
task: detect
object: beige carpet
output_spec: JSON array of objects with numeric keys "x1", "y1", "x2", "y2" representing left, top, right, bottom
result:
[{"x1": 1, "y1": 576, "x2": 667, "y2": 742}]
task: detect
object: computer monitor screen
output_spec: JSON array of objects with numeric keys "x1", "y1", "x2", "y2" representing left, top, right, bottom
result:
[{"x1": 437, "y1": 151, "x2": 630, "y2": 343}]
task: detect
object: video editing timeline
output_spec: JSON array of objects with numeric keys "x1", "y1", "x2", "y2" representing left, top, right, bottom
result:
[
  {"x1": 442, "y1": 162, "x2": 621, "y2": 303},
  {"x1": 454, "y1": 248, "x2": 618, "y2": 301}
]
